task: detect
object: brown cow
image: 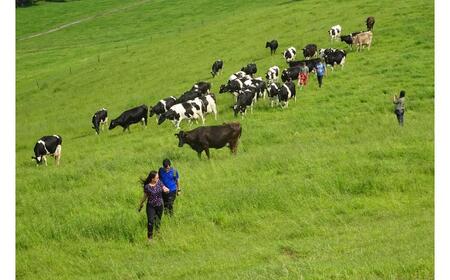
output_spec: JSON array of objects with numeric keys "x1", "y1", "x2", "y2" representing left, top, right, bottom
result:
[
  {"x1": 366, "y1": 16, "x2": 375, "y2": 31},
  {"x1": 174, "y1": 122, "x2": 242, "y2": 159},
  {"x1": 352, "y1": 31, "x2": 373, "y2": 51}
]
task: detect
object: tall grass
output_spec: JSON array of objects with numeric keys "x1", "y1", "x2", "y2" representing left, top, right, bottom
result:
[{"x1": 16, "y1": 0, "x2": 434, "y2": 278}]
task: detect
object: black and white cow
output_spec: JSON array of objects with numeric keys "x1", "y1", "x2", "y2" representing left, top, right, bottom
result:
[
  {"x1": 219, "y1": 78, "x2": 248, "y2": 97},
  {"x1": 32, "y1": 135, "x2": 62, "y2": 166},
  {"x1": 323, "y1": 49, "x2": 346, "y2": 70},
  {"x1": 265, "y1": 66, "x2": 280, "y2": 84},
  {"x1": 109, "y1": 104, "x2": 148, "y2": 132},
  {"x1": 190, "y1": 81, "x2": 211, "y2": 95},
  {"x1": 241, "y1": 63, "x2": 257, "y2": 76},
  {"x1": 328, "y1": 25, "x2": 342, "y2": 42},
  {"x1": 177, "y1": 90, "x2": 203, "y2": 104},
  {"x1": 283, "y1": 47, "x2": 297, "y2": 62},
  {"x1": 149, "y1": 96, "x2": 177, "y2": 121},
  {"x1": 211, "y1": 60, "x2": 224, "y2": 78},
  {"x1": 278, "y1": 81, "x2": 296, "y2": 108},
  {"x1": 158, "y1": 102, "x2": 204, "y2": 129},
  {"x1": 246, "y1": 78, "x2": 267, "y2": 99},
  {"x1": 265, "y1": 40, "x2": 279, "y2": 55},
  {"x1": 303, "y1": 44, "x2": 318, "y2": 59},
  {"x1": 228, "y1": 71, "x2": 247, "y2": 82},
  {"x1": 196, "y1": 94, "x2": 218, "y2": 120},
  {"x1": 267, "y1": 82, "x2": 281, "y2": 107},
  {"x1": 92, "y1": 108, "x2": 108, "y2": 135},
  {"x1": 232, "y1": 89, "x2": 256, "y2": 117}
]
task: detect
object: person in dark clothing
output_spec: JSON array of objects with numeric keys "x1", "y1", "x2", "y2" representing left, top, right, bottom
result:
[
  {"x1": 393, "y1": 90, "x2": 406, "y2": 126},
  {"x1": 158, "y1": 159, "x2": 180, "y2": 216},
  {"x1": 138, "y1": 170, "x2": 169, "y2": 241}
]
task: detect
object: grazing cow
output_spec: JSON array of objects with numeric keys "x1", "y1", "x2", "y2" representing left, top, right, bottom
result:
[
  {"x1": 190, "y1": 81, "x2": 211, "y2": 95},
  {"x1": 340, "y1": 31, "x2": 364, "y2": 48},
  {"x1": 302, "y1": 44, "x2": 318, "y2": 59},
  {"x1": 329, "y1": 25, "x2": 342, "y2": 41},
  {"x1": 267, "y1": 82, "x2": 281, "y2": 107},
  {"x1": 177, "y1": 90, "x2": 202, "y2": 104},
  {"x1": 158, "y1": 102, "x2": 204, "y2": 129},
  {"x1": 265, "y1": 66, "x2": 280, "y2": 83},
  {"x1": 32, "y1": 135, "x2": 62, "y2": 166},
  {"x1": 247, "y1": 78, "x2": 267, "y2": 99},
  {"x1": 174, "y1": 122, "x2": 242, "y2": 159},
  {"x1": 228, "y1": 71, "x2": 247, "y2": 81},
  {"x1": 109, "y1": 104, "x2": 148, "y2": 132},
  {"x1": 366, "y1": 16, "x2": 375, "y2": 31},
  {"x1": 211, "y1": 60, "x2": 223, "y2": 78},
  {"x1": 241, "y1": 63, "x2": 257, "y2": 76},
  {"x1": 266, "y1": 40, "x2": 279, "y2": 55},
  {"x1": 92, "y1": 108, "x2": 108, "y2": 135},
  {"x1": 232, "y1": 89, "x2": 256, "y2": 117},
  {"x1": 278, "y1": 81, "x2": 296, "y2": 108},
  {"x1": 149, "y1": 96, "x2": 177, "y2": 124},
  {"x1": 283, "y1": 47, "x2": 297, "y2": 62},
  {"x1": 323, "y1": 49, "x2": 346, "y2": 70},
  {"x1": 219, "y1": 78, "x2": 247, "y2": 96},
  {"x1": 352, "y1": 31, "x2": 373, "y2": 51}
]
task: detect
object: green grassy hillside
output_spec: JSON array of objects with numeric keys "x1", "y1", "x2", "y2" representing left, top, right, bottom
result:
[{"x1": 16, "y1": 0, "x2": 434, "y2": 279}]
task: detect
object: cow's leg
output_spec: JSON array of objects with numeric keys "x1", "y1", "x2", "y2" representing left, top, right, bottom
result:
[
  {"x1": 54, "y1": 145, "x2": 62, "y2": 166},
  {"x1": 213, "y1": 105, "x2": 218, "y2": 120},
  {"x1": 197, "y1": 151, "x2": 202, "y2": 159},
  {"x1": 204, "y1": 148, "x2": 210, "y2": 159},
  {"x1": 43, "y1": 156, "x2": 47, "y2": 166}
]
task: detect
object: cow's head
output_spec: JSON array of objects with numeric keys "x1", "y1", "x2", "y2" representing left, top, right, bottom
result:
[
  {"x1": 219, "y1": 84, "x2": 228, "y2": 93},
  {"x1": 31, "y1": 155, "x2": 43, "y2": 165},
  {"x1": 109, "y1": 119, "x2": 118, "y2": 130},
  {"x1": 265, "y1": 42, "x2": 270, "y2": 48},
  {"x1": 174, "y1": 131, "x2": 187, "y2": 147}
]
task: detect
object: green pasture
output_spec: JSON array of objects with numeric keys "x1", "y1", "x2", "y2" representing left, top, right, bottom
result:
[{"x1": 16, "y1": 0, "x2": 434, "y2": 279}]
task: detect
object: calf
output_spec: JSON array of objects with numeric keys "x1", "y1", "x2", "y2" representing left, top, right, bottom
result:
[
  {"x1": 158, "y1": 102, "x2": 204, "y2": 129},
  {"x1": 174, "y1": 122, "x2": 242, "y2": 159},
  {"x1": 278, "y1": 81, "x2": 296, "y2": 108},
  {"x1": 109, "y1": 104, "x2": 148, "y2": 132},
  {"x1": 149, "y1": 96, "x2": 177, "y2": 121},
  {"x1": 352, "y1": 31, "x2": 373, "y2": 51},
  {"x1": 283, "y1": 47, "x2": 297, "y2": 62},
  {"x1": 92, "y1": 108, "x2": 108, "y2": 135},
  {"x1": 323, "y1": 49, "x2": 346, "y2": 70},
  {"x1": 366, "y1": 16, "x2": 375, "y2": 31},
  {"x1": 211, "y1": 60, "x2": 223, "y2": 78},
  {"x1": 328, "y1": 25, "x2": 342, "y2": 41},
  {"x1": 302, "y1": 44, "x2": 318, "y2": 59},
  {"x1": 265, "y1": 66, "x2": 280, "y2": 84},
  {"x1": 266, "y1": 40, "x2": 279, "y2": 55},
  {"x1": 32, "y1": 135, "x2": 62, "y2": 166},
  {"x1": 241, "y1": 63, "x2": 257, "y2": 76}
]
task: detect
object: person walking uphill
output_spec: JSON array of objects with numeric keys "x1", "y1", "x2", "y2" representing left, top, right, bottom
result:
[
  {"x1": 158, "y1": 159, "x2": 180, "y2": 216},
  {"x1": 393, "y1": 90, "x2": 406, "y2": 126},
  {"x1": 138, "y1": 171, "x2": 169, "y2": 241},
  {"x1": 314, "y1": 59, "x2": 327, "y2": 88},
  {"x1": 297, "y1": 61, "x2": 309, "y2": 90}
]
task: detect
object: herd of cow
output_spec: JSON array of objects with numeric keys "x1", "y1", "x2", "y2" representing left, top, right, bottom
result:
[{"x1": 31, "y1": 17, "x2": 375, "y2": 164}]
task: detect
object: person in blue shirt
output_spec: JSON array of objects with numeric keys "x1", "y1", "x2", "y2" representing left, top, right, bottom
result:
[
  {"x1": 158, "y1": 159, "x2": 180, "y2": 216},
  {"x1": 314, "y1": 60, "x2": 327, "y2": 88}
]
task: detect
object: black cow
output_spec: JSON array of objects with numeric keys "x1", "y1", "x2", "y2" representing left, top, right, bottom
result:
[
  {"x1": 211, "y1": 60, "x2": 223, "y2": 78},
  {"x1": 366, "y1": 16, "x2": 375, "y2": 31},
  {"x1": 241, "y1": 63, "x2": 257, "y2": 76},
  {"x1": 266, "y1": 40, "x2": 279, "y2": 55},
  {"x1": 109, "y1": 104, "x2": 148, "y2": 132},
  {"x1": 323, "y1": 49, "x2": 346, "y2": 70},
  {"x1": 278, "y1": 81, "x2": 296, "y2": 108},
  {"x1": 175, "y1": 122, "x2": 242, "y2": 159},
  {"x1": 92, "y1": 108, "x2": 108, "y2": 135},
  {"x1": 32, "y1": 135, "x2": 62, "y2": 166},
  {"x1": 149, "y1": 96, "x2": 177, "y2": 119},
  {"x1": 303, "y1": 44, "x2": 318, "y2": 59}
]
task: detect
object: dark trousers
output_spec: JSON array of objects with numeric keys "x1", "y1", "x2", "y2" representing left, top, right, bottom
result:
[
  {"x1": 146, "y1": 204, "x2": 163, "y2": 239},
  {"x1": 395, "y1": 109, "x2": 404, "y2": 126},
  {"x1": 317, "y1": 75, "x2": 323, "y2": 87},
  {"x1": 163, "y1": 191, "x2": 177, "y2": 216}
]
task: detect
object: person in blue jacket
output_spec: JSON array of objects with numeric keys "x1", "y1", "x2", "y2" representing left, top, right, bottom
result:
[{"x1": 158, "y1": 159, "x2": 180, "y2": 216}]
